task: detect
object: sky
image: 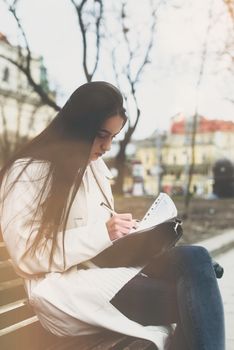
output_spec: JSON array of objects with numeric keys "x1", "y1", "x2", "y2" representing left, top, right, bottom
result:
[{"x1": 0, "y1": 0, "x2": 233, "y2": 139}]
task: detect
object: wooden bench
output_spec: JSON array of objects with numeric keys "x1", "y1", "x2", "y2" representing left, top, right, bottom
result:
[{"x1": 0, "y1": 239, "x2": 157, "y2": 350}]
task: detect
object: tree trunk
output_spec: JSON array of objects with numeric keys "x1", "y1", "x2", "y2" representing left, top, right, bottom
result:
[
  {"x1": 183, "y1": 113, "x2": 198, "y2": 218},
  {"x1": 113, "y1": 124, "x2": 135, "y2": 194}
]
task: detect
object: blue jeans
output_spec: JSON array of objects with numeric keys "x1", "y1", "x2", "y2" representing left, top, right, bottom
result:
[{"x1": 110, "y1": 245, "x2": 225, "y2": 350}]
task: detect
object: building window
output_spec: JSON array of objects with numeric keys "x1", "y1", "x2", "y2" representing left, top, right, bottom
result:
[
  {"x1": 2, "y1": 67, "x2": 10, "y2": 82},
  {"x1": 202, "y1": 154, "x2": 206, "y2": 162}
]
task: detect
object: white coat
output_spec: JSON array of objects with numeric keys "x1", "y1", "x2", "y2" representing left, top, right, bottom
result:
[{"x1": 0, "y1": 158, "x2": 172, "y2": 349}]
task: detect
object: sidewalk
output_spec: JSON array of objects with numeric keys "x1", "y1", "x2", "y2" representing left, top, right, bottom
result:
[
  {"x1": 217, "y1": 249, "x2": 234, "y2": 350},
  {"x1": 195, "y1": 229, "x2": 234, "y2": 257},
  {"x1": 196, "y1": 229, "x2": 234, "y2": 350}
]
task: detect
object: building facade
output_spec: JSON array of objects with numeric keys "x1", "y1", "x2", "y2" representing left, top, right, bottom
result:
[
  {"x1": 130, "y1": 113, "x2": 234, "y2": 196},
  {"x1": 0, "y1": 33, "x2": 56, "y2": 164}
]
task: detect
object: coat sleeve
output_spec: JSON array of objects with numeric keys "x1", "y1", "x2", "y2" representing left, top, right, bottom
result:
[{"x1": 0, "y1": 160, "x2": 113, "y2": 276}]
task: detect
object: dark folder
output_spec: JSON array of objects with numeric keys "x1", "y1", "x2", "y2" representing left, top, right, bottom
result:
[{"x1": 92, "y1": 219, "x2": 183, "y2": 268}]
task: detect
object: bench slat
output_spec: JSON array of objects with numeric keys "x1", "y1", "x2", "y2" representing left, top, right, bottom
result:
[
  {"x1": 46, "y1": 332, "x2": 134, "y2": 350},
  {"x1": 0, "y1": 242, "x2": 9, "y2": 261},
  {"x1": 0, "y1": 277, "x2": 23, "y2": 292},
  {"x1": 0, "y1": 298, "x2": 27, "y2": 314},
  {"x1": 122, "y1": 339, "x2": 157, "y2": 350},
  {"x1": 92, "y1": 334, "x2": 132, "y2": 350},
  {"x1": 0, "y1": 279, "x2": 26, "y2": 306},
  {"x1": 0, "y1": 241, "x2": 158, "y2": 350},
  {"x1": 0, "y1": 315, "x2": 38, "y2": 336},
  {"x1": 0, "y1": 300, "x2": 34, "y2": 329},
  {"x1": 47, "y1": 332, "x2": 117, "y2": 350},
  {"x1": 0, "y1": 260, "x2": 18, "y2": 282},
  {"x1": 0, "y1": 318, "x2": 58, "y2": 350}
]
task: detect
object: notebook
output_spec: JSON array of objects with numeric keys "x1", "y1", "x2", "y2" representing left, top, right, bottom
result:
[
  {"x1": 92, "y1": 192, "x2": 182, "y2": 267},
  {"x1": 131, "y1": 192, "x2": 178, "y2": 234}
]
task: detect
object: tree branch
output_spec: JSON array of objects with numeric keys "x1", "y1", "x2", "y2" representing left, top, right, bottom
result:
[
  {"x1": 2, "y1": 1, "x2": 60, "y2": 111},
  {"x1": 92, "y1": 0, "x2": 103, "y2": 77},
  {"x1": 0, "y1": 54, "x2": 60, "y2": 111},
  {"x1": 3, "y1": 0, "x2": 32, "y2": 70},
  {"x1": 70, "y1": 0, "x2": 103, "y2": 82},
  {"x1": 183, "y1": 0, "x2": 214, "y2": 215},
  {"x1": 120, "y1": 0, "x2": 158, "y2": 133},
  {"x1": 111, "y1": 0, "x2": 160, "y2": 193}
]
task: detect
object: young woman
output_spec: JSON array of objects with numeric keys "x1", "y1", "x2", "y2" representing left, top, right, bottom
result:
[{"x1": 0, "y1": 81, "x2": 225, "y2": 349}]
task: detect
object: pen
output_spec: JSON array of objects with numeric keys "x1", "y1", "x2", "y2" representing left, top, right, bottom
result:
[
  {"x1": 100, "y1": 202, "x2": 140, "y2": 229},
  {"x1": 100, "y1": 202, "x2": 117, "y2": 216}
]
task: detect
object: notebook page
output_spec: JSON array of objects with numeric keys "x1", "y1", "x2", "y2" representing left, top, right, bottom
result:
[{"x1": 136, "y1": 192, "x2": 177, "y2": 231}]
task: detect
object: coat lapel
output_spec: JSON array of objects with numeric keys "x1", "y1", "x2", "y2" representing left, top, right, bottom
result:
[{"x1": 90, "y1": 159, "x2": 114, "y2": 210}]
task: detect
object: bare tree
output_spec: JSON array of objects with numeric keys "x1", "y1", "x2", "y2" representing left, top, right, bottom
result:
[
  {"x1": 183, "y1": 0, "x2": 214, "y2": 217},
  {"x1": 223, "y1": 0, "x2": 234, "y2": 103},
  {"x1": 2, "y1": 0, "x2": 160, "y2": 193},
  {"x1": 70, "y1": 0, "x2": 103, "y2": 82},
  {"x1": 1, "y1": 0, "x2": 104, "y2": 110},
  {"x1": 0, "y1": 0, "x2": 105, "y2": 162},
  {"x1": 0, "y1": 0, "x2": 60, "y2": 110},
  {"x1": 109, "y1": 0, "x2": 158, "y2": 194},
  {"x1": 0, "y1": 0, "x2": 59, "y2": 163}
]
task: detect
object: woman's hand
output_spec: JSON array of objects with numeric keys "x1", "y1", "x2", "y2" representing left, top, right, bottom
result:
[{"x1": 106, "y1": 213, "x2": 137, "y2": 241}]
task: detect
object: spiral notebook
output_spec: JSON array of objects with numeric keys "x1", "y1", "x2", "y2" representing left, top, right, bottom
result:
[
  {"x1": 92, "y1": 192, "x2": 181, "y2": 267},
  {"x1": 130, "y1": 192, "x2": 178, "y2": 234}
]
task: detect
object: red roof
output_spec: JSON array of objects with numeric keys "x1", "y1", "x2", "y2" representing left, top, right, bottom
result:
[{"x1": 171, "y1": 116, "x2": 234, "y2": 134}]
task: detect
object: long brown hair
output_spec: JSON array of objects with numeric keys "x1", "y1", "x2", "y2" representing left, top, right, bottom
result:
[{"x1": 0, "y1": 81, "x2": 127, "y2": 267}]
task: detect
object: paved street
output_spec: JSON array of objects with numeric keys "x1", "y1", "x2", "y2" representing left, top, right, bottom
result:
[{"x1": 216, "y1": 249, "x2": 234, "y2": 350}]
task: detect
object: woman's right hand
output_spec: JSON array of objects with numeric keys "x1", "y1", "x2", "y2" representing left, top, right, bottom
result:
[{"x1": 106, "y1": 213, "x2": 137, "y2": 241}]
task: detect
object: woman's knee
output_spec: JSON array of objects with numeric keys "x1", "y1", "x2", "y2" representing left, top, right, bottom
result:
[
  {"x1": 171, "y1": 245, "x2": 212, "y2": 268},
  {"x1": 143, "y1": 245, "x2": 212, "y2": 280}
]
